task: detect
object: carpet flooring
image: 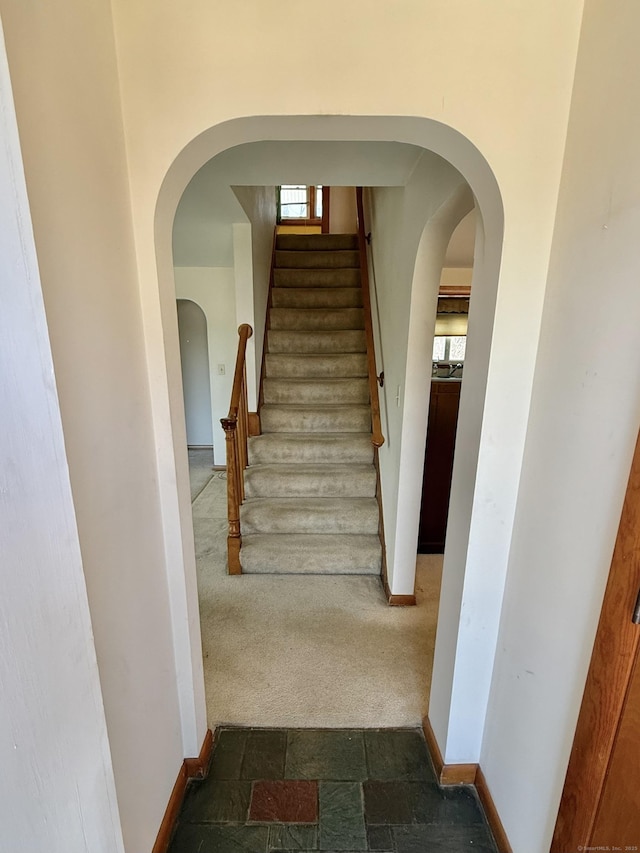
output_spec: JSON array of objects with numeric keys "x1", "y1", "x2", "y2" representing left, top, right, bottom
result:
[
  {"x1": 190, "y1": 470, "x2": 443, "y2": 729},
  {"x1": 188, "y1": 447, "x2": 215, "y2": 501}
]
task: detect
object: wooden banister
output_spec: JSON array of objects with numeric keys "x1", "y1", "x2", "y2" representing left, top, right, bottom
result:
[
  {"x1": 221, "y1": 323, "x2": 253, "y2": 574},
  {"x1": 356, "y1": 187, "x2": 384, "y2": 448}
]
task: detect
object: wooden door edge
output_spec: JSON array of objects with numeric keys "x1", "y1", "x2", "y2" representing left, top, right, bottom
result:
[{"x1": 552, "y1": 428, "x2": 640, "y2": 850}]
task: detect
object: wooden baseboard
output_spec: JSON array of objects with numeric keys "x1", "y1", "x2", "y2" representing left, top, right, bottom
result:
[
  {"x1": 422, "y1": 717, "x2": 511, "y2": 853},
  {"x1": 152, "y1": 729, "x2": 214, "y2": 853},
  {"x1": 422, "y1": 715, "x2": 445, "y2": 778},
  {"x1": 383, "y1": 576, "x2": 416, "y2": 606},
  {"x1": 423, "y1": 715, "x2": 474, "y2": 783},
  {"x1": 441, "y1": 763, "x2": 478, "y2": 784},
  {"x1": 475, "y1": 766, "x2": 512, "y2": 853}
]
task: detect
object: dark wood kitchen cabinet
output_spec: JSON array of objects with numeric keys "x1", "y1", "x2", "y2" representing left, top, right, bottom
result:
[{"x1": 418, "y1": 380, "x2": 461, "y2": 553}]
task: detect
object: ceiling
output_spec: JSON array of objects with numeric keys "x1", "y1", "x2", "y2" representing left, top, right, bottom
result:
[{"x1": 173, "y1": 140, "x2": 475, "y2": 267}]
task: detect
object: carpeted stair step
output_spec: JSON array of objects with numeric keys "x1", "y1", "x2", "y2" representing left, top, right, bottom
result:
[
  {"x1": 275, "y1": 250, "x2": 359, "y2": 269},
  {"x1": 265, "y1": 353, "x2": 368, "y2": 379},
  {"x1": 263, "y1": 378, "x2": 369, "y2": 406},
  {"x1": 260, "y1": 404, "x2": 371, "y2": 433},
  {"x1": 271, "y1": 287, "x2": 362, "y2": 309},
  {"x1": 241, "y1": 497, "x2": 379, "y2": 535},
  {"x1": 267, "y1": 330, "x2": 366, "y2": 354},
  {"x1": 274, "y1": 268, "x2": 360, "y2": 288},
  {"x1": 248, "y1": 433, "x2": 374, "y2": 465},
  {"x1": 240, "y1": 533, "x2": 382, "y2": 575},
  {"x1": 244, "y1": 463, "x2": 376, "y2": 498},
  {"x1": 270, "y1": 307, "x2": 364, "y2": 331},
  {"x1": 276, "y1": 233, "x2": 359, "y2": 252}
]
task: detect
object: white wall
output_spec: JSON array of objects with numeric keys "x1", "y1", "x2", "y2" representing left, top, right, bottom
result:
[
  {"x1": 367, "y1": 152, "x2": 474, "y2": 597},
  {"x1": 232, "y1": 185, "x2": 277, "y2": 392},
  {"x1": 0, "y1": 0, "x2": 588, "y2": 840},
  {"x1": 0, "y1": 21, "x2": 124, "y2": 851},
  {"x1": 440, "y1": 267, "x2": 473, "y2": 287},
  {"x1": 110, "y1": 0, "x2": 584, "y2": 787},
  {"x1": 480, "y1": 2, "x2": 640, "y2": 850},
  {"x1": 174, "y1": 268, "x2": 236, "y2": 464},
  {"x1": 177, "y1": 299, "x2": 213, "y2": 446},
  {"x1": 0, "y1": 2, "x2": 202, "y2": 850},
  {"x1": 330, "y1": 186, "x2": 357, "y2": 233}
]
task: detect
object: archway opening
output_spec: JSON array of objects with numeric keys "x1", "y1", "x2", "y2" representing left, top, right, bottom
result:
[{"x1": 153, "y1": 116, "x2": 504, "y2": 763}]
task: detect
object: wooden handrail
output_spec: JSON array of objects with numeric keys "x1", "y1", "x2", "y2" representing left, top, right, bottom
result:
[
  {"x1": 356, "y1": 187, "x2": 384, "y2": 448},
  {"x1": 220, "y1": 323, "x2": 253, "y2": 574}
]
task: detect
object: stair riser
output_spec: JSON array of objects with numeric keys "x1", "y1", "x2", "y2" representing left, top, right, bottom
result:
[
  {"x1": 241, "y1": 500, "x2": 379, "y2": 534},
  {"x1": 267, "y1": 330, "x2": 366, "y2": 354},
  {"x1": 276, "y1": 250, "x2": 359, "y2": 269},
  {"x1": 265, "y1": 353, "x2": 368, "y2": 379},
  {"x1": 274, "y1": 269, "x2": 360, "y2": 288},
  {"x1": 240, "y1": 534, "x2": 382, "y2": 575},
  {"x1": 271, "y1": 288, "x2": 363, "y2": 309},
  {"x1": 260, "y1": 405, "x2": 371, "y2": 433},
  {"x1": 270, "y1": 308, "x2": 364, "y2": 331},
  {"x1": 276, "y1": 234, "x2": 359, "y2": 252},
  {"x1": 263, "y1": 379, "x2": 369, "y2": 406},
  {"x1": 248, "y1": 435, "x2": 374, "y2": 465},
  {"x1": 244, "y1": 470, "x2": 376, "y2": 499}
]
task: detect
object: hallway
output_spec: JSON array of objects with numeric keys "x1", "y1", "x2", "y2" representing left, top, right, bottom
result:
[{"x1": 189, "y1": 461, "x2": 442, "y2": 728}]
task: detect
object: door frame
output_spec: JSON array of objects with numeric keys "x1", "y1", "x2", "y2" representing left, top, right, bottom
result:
[{"x1": 552, "y1": 429, "x2": 640, "y2": 850}]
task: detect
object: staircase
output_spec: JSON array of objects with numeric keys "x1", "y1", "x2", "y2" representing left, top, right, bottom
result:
[{"x1": 239, "y1": 232, "x2": 383, "y2": 574}]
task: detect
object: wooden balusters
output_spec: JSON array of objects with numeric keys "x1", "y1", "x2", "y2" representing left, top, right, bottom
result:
[
  {"x1": 221, "y1": 323, "x2": 253, "y2": 574},
  {"x1": 356, "y1": 187, "x2": 385, "y2": 448}
]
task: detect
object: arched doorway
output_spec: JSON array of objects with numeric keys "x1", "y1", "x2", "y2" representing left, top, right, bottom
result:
[
  {"x1": 150, "y1": 116, "x2": 504, "y2": 767},
  {"x1": 176, "y1": 299, "x2": 213, "y2": 448}
]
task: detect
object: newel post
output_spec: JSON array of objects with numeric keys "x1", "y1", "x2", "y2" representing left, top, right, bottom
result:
[{"x1": 221, "y1": 416, "x2": 242, "y2": 574}]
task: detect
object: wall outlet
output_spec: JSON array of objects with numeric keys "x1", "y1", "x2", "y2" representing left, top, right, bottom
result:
[{"x1": 217, "y1": 364, "x2": 225, "y2": 375}]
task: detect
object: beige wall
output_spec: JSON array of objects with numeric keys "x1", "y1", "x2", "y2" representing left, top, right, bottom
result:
[
  {"x1": 174, "y1": 267, "x2": 237, "y2": 463},
  {"x1": 329, "y1": 186, "x2": 358, "y2": 233},
  {"x1": 481, "y1": 1, "x2": 640, "y2": 848},
  {"x1": 108, "y1": 3, "x2": 584, "y2": 842},
  {"x1": 2, "y1": 1, "x2": 604, "y2": 849},
  {"x1": 0, "y1": 1, "x2": 194, "y2": 850},
  {"x1": 0, "y1": 19, "x2": 124, "y2": 850}
]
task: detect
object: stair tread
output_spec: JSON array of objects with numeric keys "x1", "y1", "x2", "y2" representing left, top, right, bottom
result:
[
  {"x1": 244, "y1": 462, "x2": 376, "y2": 498},
  {"x1": 274, "y1": 268, "x2": 360, "y2": 288},
  {"x1": 275, "y1": 250, "x2": 360, "y2": 269},
  {"x1": 248, "y1": 433, "x2": 374, "y2": 465},
  {"x1": 265, "y1": 353, "x2": 368, "y2": 379},
  {"x1": 270, "y1": 307, "x2": 365, "y2": 332},
  {"x1": 241, "y1": 497, "x2": 379, "y2": 535},
  {"x1": 264, "y1": 376, "x2": 368, "y2": 383},
  {"x1": 276, "y1": 233, "x2": 358, "y2": 251},
  {"x1": 267, "y1": 330, "x2": 366, "y2": 353},
  {"x1": 271, "y1": 288, "x2": 363, "y2": 308},
  {"x1": 246, "y1": 462, "x2": 375, "y2": 474},
  {"x1": 240, "y1": 533, "x2": 381, "y2": 575}
]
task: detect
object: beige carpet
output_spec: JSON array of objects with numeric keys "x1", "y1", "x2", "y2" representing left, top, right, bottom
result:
[{"x1": 192, "y1": 471, "x2": 442, "y2": 728}]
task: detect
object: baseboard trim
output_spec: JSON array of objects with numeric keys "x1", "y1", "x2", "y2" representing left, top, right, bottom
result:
[
  {"x1": 422, "y1": 714, "x2": 445, "y2": 778},
  {"x1": 152, "y1": 729, "x2": 213, "y2": 853},
  {"x1": 475, "y1": 767, "x2": 512, "y2": 853},
  {"x1": 422, "y1": 717, "x2": 512, "y2": 853},
  {"x1": 441, "y1": 763, "x2": 478, "y2": 785},
  {"x1": 423, "y1": 715, "x2": 474, "y2": 783},
  {"x1": 383, "y1": 576, "x2": 416, "y2": 606}
]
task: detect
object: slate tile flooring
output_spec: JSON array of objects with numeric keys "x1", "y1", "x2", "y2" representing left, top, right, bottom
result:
[{"x1": 168, "y1": 728, "x2": 498, "y2": 852}]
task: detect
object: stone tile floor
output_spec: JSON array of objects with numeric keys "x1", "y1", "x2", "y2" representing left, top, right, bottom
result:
[{"x1": 168, "y1": 728, "x2": 498, "y2": 852}]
